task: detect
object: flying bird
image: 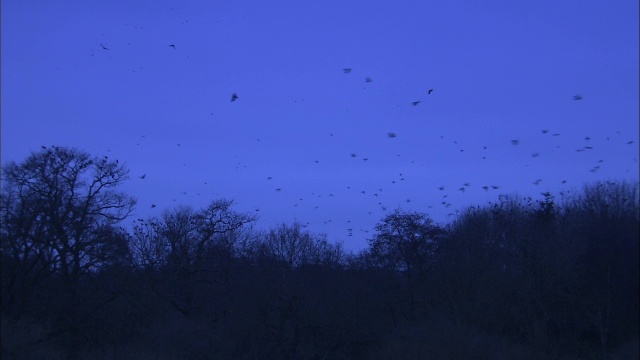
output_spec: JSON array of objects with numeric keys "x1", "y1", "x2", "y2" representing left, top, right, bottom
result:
[
  {"x1": 169, "y1": 44, "x2": 176, "y2": 49},
  {"x1": 511, "y1": 140, "x2": 520, "y2": 145},
  {"x1": 365, "y1": 77, "x2": 372, "y2": 83},
  {"x1": 231, "y1": 93, "x2": 239, "y2": 102},
  {"x1": 573, "y1": 95, "x2": 583, "y2": 100},
  {"x1": 100, "y1": 43, "x2": 109, "y2": 50},
  {"x1": 343, "y1": 68, "x2": 352, "y2": 74},
  {"x1": 151, "y1": 204, "x2": 157, "y2": 208},
  {"x1": 387, "y1": 132, "x2": 397, "y2": 138},
  {"x1": 139, "y1": 174, "x2": 146, "y2": 179},
  {"x1": 412, "y1": 101, "x2": 421, "y2": 106},
  {"x1": 428, "y1": 89, "x2": 433, "y2": 94}
]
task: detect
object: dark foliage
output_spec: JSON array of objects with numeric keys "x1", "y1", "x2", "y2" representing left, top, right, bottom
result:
[{"x1": 2, "y1": 148, "x2": 638, "y2": 359}]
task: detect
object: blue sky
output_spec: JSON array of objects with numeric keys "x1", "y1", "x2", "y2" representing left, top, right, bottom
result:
[{"x1": 2, "y1": 0, "x2": 638, "y2": 251}]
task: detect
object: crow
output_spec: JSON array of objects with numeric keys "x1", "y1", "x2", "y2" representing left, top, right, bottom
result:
[
  {"x1": 428, "y1": 89, "x2": 433, "y2": 94},
  {"x1": 100, "y1": 43, "x2": 109, "y2": 50},
  {"x1": 231, "y1": 93, "x2": 239, "y2": 102}
]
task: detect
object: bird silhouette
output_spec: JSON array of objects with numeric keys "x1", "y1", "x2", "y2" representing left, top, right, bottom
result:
[
  {"x1": 573, "y1": 95, "x2": 583, "y2": 100},
  {"x1": 412, "y1": 101, "x2": 421, "y2": 106},
  {"x1": 151, "y1": 204, "x2": 157, "y2": 208},
  {"x1": 169, "y1": 44, "x2": 176, "y2": 49},
  {"x1": 511, "y1": 140, "x2": 520, "y2": 145},
  {"x1": 343, "y1": 68, "x2": 352, "y2": 74},
  {"x1": 100, "y1": 43, "x2": 109, "y2": 50},
  {"x1": 231, "y1": 93, "x2": 239, "y2": 102},
  {"x1": 140, "y1": 174, "x2": 146, "y2": 179},
  {"x1": 387, "y1": 132, "x2": 397, "y2": 138},
  {"x1": 428, "y1": 89, "x2": 433, "y2": 94},
  {"x1": 365, "y1": 77, "x2": 372, "y2": 83}
]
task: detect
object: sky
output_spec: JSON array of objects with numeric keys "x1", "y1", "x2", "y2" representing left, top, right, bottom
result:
[{"x1": 2, "y1": 0, "x2": 639, "y2": 251}]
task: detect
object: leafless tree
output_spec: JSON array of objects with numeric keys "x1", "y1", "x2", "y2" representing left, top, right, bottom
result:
[{"x1": 1, "y1": 146, "x2": 135, "y2": 359}]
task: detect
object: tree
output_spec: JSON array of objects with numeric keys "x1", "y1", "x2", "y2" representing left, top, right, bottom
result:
[
  {"x1": 561, "y1": 181, "x2": 640, "y2": 357},
  {"x1": 1, "y1": 146, "x2": 135, "y2": 359},
  {"x1": 368, "y1": 210, "x2": 444, "y2": 274},
  {"x1": 367, "y1": 210, "x2": 446, "y2": 321},
  {"x1": 131, "y1": 200, "x2": 255, "y2": 318}
]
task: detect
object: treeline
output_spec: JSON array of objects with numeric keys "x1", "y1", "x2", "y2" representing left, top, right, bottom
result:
[{"x1": 1, "y1": 147, "x2": 638, "y2": 360}]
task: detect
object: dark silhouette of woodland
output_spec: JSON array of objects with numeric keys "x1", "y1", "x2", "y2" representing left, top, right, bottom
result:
[{"x1": 2, "y1": 147, "x2": 638, "y2": 359}]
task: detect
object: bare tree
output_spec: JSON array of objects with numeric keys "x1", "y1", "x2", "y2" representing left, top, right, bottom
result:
[
  {"x1": 264, "y1": 222, "x2": 338, "y2": 269},
  {"x1": 1, "y1": 146, "x2": 135, "y2": 359},
  {"x1": 368, "y1": 210, "x2": 444, "y2": 274},
  {"x1": 131, "y1": 200, "x2": 255, "y2": 318}
]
